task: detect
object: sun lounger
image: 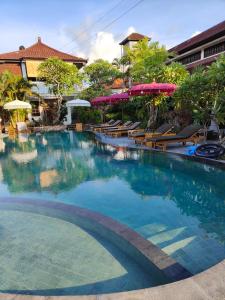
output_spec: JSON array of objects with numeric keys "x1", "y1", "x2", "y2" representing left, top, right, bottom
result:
[
  {"x1": 129, "y1": 123, "x2": 174, "y2": 143},
  {"x1": 93, "y1": 120, "x2": 122, "y2": 132},
  {"x1": 102, "y1": 121, "x2": 133, "y2": 133},
  {"x1": 145, "y1": 124, "x2": 203, "y2": 150},
  {"x1": 90, "y1": 119, "x2": 114, "y2": 130},
  {"x1": 92, "y1": 119, "x2": 114, "y2": 128},
  {"x1": 107, "y1": 122, "x2": 141, "y2": 137}
]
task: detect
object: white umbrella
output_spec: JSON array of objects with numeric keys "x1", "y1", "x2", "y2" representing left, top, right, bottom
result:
[
  {"x1": 64, "y1": 99, "x2": 91, "y2": 125},
  {"x1": 11, "y1": 150, "x2": 37, "y2": 163},
  {"x1": 66, "y1": 99, "x2": 91, "y2": 107},
  {"x1": 3, "y1": 99, "x2": 31, "y2": 110}
]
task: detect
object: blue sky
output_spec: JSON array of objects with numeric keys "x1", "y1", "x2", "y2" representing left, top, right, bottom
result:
[{"x1": 0, "y1": 0, "x2": 225, "y2": 62}]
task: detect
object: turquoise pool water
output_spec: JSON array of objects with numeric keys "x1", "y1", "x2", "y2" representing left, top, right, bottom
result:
[
  {"x1": 0, "y1": 204, "x2": 156, "y2": 295},
  {"x1": 0, "y1": 131, "x2": 225, "y2": 280}
]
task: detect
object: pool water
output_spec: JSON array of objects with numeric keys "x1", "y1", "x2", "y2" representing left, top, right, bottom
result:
[
  {"x1": 0, "y1": 131, "x2": 225, "y2": 283},
  {"x1": 0, "y1": 207, "x2": 155, "y2": 295}
]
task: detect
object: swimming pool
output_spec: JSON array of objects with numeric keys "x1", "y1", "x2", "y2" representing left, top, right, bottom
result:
[{"x1": 0, "y1": 131, "x2": 225, "y2": 295}]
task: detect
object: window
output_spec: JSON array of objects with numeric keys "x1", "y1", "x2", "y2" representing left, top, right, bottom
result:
[
  {"x1": 178, "y1": 51, "x2": 201, "y2": 65},
  {"x1": 204, "y1": 41, "x2": 225, "y2": 58}
]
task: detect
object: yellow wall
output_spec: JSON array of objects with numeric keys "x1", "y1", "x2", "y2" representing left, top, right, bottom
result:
[
  {"x1": 26, "y1": 60, "x2": 74, "y2": 78},
  {"x1": 26, "y1": 60, "x2": 43, "y2": 77}
]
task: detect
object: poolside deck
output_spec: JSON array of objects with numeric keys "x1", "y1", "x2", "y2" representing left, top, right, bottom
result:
[{"x1": 94, "y1": 132, "x2": 225, "y2": 165}]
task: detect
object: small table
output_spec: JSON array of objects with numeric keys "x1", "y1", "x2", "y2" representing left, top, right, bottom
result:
[{"x1": 75, "y1": 123, "x2": 83, "y2": 132}]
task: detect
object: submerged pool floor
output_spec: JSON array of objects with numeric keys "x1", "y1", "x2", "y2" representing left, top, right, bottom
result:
[{"x1": 0, "y1": 209, "x2": 155, "y2": 295}]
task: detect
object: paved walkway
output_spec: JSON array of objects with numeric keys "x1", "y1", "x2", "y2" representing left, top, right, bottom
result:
[{"x1": 95, "y1": 133, "x2": 225, "y2": 165}]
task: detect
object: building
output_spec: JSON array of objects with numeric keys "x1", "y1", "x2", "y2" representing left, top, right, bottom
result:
[
  {"x1": 169, "y1": 20, "x2": 225, "y2": 71},
  {"x1": 119, "y1": 32, "x2": 150, "y2": 57},
  {"x1": 0, "y1": 37, "x2": 87, "y2": 122},
  {"x1": 119, "y1": 32, "x2": 150, "y2": 88}
]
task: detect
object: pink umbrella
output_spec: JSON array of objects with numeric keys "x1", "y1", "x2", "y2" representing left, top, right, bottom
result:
[
  {"x1": 91, "y1": 95, "x2": 109, "y2": 106},
  {"x1": 128, "y1": 82, "x2": 177, "y2": 96},
  {"x1": 91, "y1": 92, "x2": 129, "y2": 106}
]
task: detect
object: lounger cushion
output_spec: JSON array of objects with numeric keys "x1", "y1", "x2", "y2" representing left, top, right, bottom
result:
[
  {"x1": 131, "y1": 123, "x2": 173, "y2": 138},
  {"x1": 108, "y1": 122, "x2": 141, "y2": 133},
  {"x1": 131, "y1": 132, "x2": 145, "y2": 138},
  {"x1": 148, "y1": 125, "x2": 202, "y2": 143},
  {"x1": 96, "y1": 120, "x2": 122, "y2": 129},
  {"x1": 104, "y1": 121, "x2": 132, "y2": 132}
]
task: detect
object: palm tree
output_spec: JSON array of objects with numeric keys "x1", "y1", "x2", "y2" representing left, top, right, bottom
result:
[
  {"x1": 0, "y1": 71, "x2": 39, "y2": 125},
  {"x1": 0, "y1": 71, "x2": 36, "y2": 104}
]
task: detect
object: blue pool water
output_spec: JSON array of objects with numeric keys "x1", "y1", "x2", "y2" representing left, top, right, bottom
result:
[{"x1": 0, "y1": 131, "x2": 225, "y2": 279}]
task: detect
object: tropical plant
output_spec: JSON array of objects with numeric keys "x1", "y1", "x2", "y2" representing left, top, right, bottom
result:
[
  {"x1": 79, "y1": 59, "x2": 122, "y2": 122},
  {"x1": 0, "y1": 70, "x2": 37, "y2": 125},
  {"x1": 124, "y1": 38, "x2": 189, "y2": 128},
  {"x1": 174, "y1": 54, "x2": 225, "y2": 137},
  {"x1": 0, "y1": 71, "x2": 35, "y2": 104},
  {"x1": 38, "y1": 57, "x2": 83, "y2": 124},
  {"x1": 84, "y1": 59, "x2": 122, "y2": 91}
]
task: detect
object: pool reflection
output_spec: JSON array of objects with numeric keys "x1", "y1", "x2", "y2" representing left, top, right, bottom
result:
[{"x1": 0, "y1": 131, "x2": 225, "y2": 274}]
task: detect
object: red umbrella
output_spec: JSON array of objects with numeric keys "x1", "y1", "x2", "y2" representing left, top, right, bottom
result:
[
  {"x1": 128, "y1": 82, "x2": 177, "y2": 96},
  {"x1": 91, "y1": 92, "x2": 129, "y2": 106}
]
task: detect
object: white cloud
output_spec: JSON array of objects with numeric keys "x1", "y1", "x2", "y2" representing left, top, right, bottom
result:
[
  {"x1": 127, "y1": 26, "x2": 136, "y2": 35},
  {"x1": 0, "y1": 19, "x2": 137, "y2": 64},
  {"x1": 191, "y1": 31, "x2": 201, "y2": 37},
  {"x1": 88, "y1": 31, "x2": 120, "y2": 63},
  {"x1": 64, "y1": 25, "x2": 137, "y2": 63}
]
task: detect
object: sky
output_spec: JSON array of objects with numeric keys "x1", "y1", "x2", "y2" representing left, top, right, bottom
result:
[{"x1": 0, "y1": 0, "x2": 225, "y2": 63}]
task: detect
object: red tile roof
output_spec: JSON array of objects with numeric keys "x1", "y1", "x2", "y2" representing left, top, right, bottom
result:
[
  {"x1": 0, "y1": 63, "x2": 22, "y2": 76},
  {"x1": 119, "y1": 33, "x2": 150, "y2": 45},
  {"x1": 111, "y1": 78, "x2": 125, "y2": 89},
  {"x1": 169, "y1": 20, "x2": 225, "y2": 54},
  {"x1": 0, "y1": 37, "x2": 87, "y2": 63}
]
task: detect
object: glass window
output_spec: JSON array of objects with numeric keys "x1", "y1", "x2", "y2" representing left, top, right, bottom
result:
[
  {"x1": 178, "y1": 51, "x2": 201, "y2": 65},
  {"x1": 204, "y1": 41, "x2": 225, "y2": 58}
]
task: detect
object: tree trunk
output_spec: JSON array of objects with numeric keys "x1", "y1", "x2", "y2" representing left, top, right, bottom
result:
[
  {"x1": 147, "y1": 99, "x2": 158, "y2": 130},
  {"x1": 52, "y1": 95, "x2": 63, "y2": 125}
]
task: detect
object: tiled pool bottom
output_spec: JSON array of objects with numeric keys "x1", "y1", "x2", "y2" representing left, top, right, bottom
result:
[
  {"x1": 0, "y1": 198, "x2": 190, "y2": 296},
  {"x1": 0, "y1": 210, "x2": 155, "y2": 295}
]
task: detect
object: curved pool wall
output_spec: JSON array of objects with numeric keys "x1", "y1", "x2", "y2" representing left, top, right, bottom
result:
[
  {"x1": 0, "y1": 198, "x2": 190, "y2": 296},
  {"x1": 0, "y1": 131, "x2": 225, "y2": 297}
]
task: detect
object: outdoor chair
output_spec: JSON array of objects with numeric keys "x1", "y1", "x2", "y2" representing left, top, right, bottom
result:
[
  {"x1": 102, "y1": 121, "x2": 133, "y2": 133},
  {"x1": 107, "y1": 122, "x2": 141, "y2": 137},
  {"x1": 93, "y1": 120, "x2": 122, "y2": 132},
  {"x1": 145, "y1": 124, "x2": 203, "y2": 150},
  {"x1": 90, "y1": 119, "x2": 114, "y2": 130},
  {"x1": 129, "y1": 123, "x2": 174, "y2": 143}
]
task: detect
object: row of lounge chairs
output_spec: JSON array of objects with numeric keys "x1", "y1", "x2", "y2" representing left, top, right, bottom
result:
[
  {"x1": 91, "y1": 120, "x2": 141, "y2": 137},
  {"x1": 91, "y1": 120, "x2": 203, "y2": 150},
  {"x1": 140, "y1": 124, "x2": 202, "y2": 150}
]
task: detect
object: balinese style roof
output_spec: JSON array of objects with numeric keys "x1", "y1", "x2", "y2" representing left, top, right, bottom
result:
[
  {"x1": 119, "y1": 33, "x2": 150, "y2": 45},
  {"x1": 0, "y1": 63, "x2": 22, "y2": 76},
  {"x1": 169, "y1": 20, "x2": 225, "y2": 54},
  {"x1": 0, "y1": 37, "x2": 87, "y2": 63}
]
